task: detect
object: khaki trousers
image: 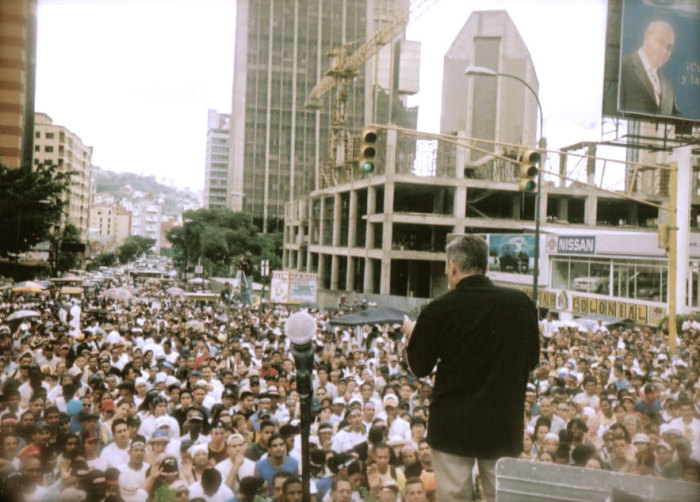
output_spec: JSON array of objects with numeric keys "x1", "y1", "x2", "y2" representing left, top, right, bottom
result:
[{"x1": 432, "y1": 448, "x2": 496, "y2": 502}]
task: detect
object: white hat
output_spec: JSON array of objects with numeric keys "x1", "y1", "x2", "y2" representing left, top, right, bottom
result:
[
  {"x1": 155, "y1": 372, "x2": 167, "y2": 383},
  {"x1": 544, "y1": 432, "x2": 559, "y2": 442},
  {"x1": 632, "y1": 433, "x2": 651, "y2": 444},
  {"x1": 165, "y1": 376, "x2": 180, "y2": 388},
  {"x1": 134, "y1": 377, "x2": 147, "y2": 387},
  {"x1": 155, "y1": 416, "x2": 171, "y2": 428},
  {"x1": 189, "y1": 444, "x2": 208, "y2": 457},
  {"x1": 332, "y1": 397, "x2": 346, "y2": 406}
]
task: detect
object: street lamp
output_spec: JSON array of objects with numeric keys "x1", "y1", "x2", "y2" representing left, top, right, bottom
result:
[
  {"x1": 465, "y1": 65, "x2": 546, "y2": 308},
  {"x1": 284, "y1": 311, "x2": 316, "y2": 502}
]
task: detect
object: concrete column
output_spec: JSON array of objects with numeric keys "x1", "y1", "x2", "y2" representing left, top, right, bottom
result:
[
  {"x1": 380, "y1": 258, "x2": 391, "y2": 295},
  {"x1": 584, "y1": 195, "x2": 597, "y2": 226},
  {"x1": 673, "y1": 146, "x2": 692, "y2": 312},
  {"x1": 365, "y1": 187, "x2": 376, "y2": 248},
  {"x1": 557, "y1": 198, "x2": 568, "y2": 222},
  {"x1": 318, "y1": 198, "x2": 325, "y2": 247},
  {"x1": 319, "y1": 253, "x2": 327, "y2": 287},
  {"x1": 385, "y1": 129, "x2": 397, "y2": 176},
  {"x1": 512, "y1": 194, "x2": 521, "y2": 220},
  {"x1": 346, "y1": 256, "x2": 355, "y2": 292},
  {"x1": 364, "y1": 258, "x2": 374, "y2": 295},
  {"x1": 331, "y1": 255, "x2": 339, "y2": 290},
  {"x1": 454, "y1": 186, "x2": 467, "y2": 235},
  {"x1": 332, "y1": 194, "x2": 341, "y2": 247},
  {"x1": 628, "y1": 203, "x2": 639, "y2": 226},
  {"x1": 348, "y1": 189, "x2": 358, "y2": 248}
]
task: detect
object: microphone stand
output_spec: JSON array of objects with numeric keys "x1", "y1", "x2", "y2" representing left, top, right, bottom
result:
[{"x1": 292, "y1": 341, "x2": 314, "y2": 502}]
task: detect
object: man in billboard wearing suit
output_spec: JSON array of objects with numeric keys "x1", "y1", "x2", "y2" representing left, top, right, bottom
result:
[{"x1": 619, "y1": 20, "x2": 680, "y2": 117}]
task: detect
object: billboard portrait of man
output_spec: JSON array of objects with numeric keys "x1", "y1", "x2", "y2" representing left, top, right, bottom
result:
[{"x1": 619, "y1": 20, "x2": 680, "y2": 117}]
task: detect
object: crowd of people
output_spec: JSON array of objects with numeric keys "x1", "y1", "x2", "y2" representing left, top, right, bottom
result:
[{"x1": 0, "y1": 266, "x2": 698, "y2": 502}]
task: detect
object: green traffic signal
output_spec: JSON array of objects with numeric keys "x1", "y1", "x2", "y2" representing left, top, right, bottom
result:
[{"x1": 362, "y1": 161, "x2": 375, "y2": 173}]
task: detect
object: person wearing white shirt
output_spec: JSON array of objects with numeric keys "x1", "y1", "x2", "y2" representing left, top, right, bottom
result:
[
  {"x1": 188, "y1": 468, "x2": 234, "y2": 502},
  {"x1": 215, "y1": 433, "x2": 256, "y2": 493},
  {"x1": 118, "y1": 439, "x2": 150, "y2": 502},
  {"x1": 331, "y1": 408, "x2": 367, "y2": 453},
  {"x1": 100, "y1": 419, "x2": 131, "y2": 469},
  {"x1": 681, "y1": 313, "x2": 700, "y2": 332},
  {"x1": 539, "y1": 312, "x2": 557, "y2": 339},
  {"x1": 670, "y1": 401, "x2": 700, "y2": 461}
]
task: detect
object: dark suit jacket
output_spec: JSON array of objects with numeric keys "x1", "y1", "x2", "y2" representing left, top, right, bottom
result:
[
  {"x1": 619, "y1": 52, "x2": 680, "y2": 117},
  {"x1": 406, "y1": 274, "x2": 539, "y2": 459}
]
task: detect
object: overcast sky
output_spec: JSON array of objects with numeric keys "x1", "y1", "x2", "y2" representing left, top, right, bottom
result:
[{"x1": 36, "y1": 0, "x2": 612, "y2": 192}]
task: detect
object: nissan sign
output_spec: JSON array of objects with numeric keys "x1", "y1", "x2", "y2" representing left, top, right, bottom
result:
[{"x1": 558, "y1": 236, "x2": 595, "y2": 254}]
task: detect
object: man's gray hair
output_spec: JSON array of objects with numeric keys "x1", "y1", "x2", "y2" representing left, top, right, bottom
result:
[{"x1": 445, "y1": 235, "x2": 488, "y2": 274}]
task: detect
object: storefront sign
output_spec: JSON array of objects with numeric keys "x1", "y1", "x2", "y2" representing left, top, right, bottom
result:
[
  {"x1": 558, "y1": 236, "x2": 596, "y2": 255},
  {"x1": 570, "y1": 294, "x2": 665, "y2": 324}
]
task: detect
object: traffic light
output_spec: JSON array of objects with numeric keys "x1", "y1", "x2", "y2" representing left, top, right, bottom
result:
[
  {"x1": 517, "y1": 149, "x2": 541, "y2": 192},
  {"x1": 360, "y1": 127, "x2": 378, "y2": 173}
]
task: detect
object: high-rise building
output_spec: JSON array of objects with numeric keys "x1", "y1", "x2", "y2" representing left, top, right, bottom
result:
[
  {"x1": 203, "y1": 110, "x2": 231, "y2": 208},
  {"x1": 33, "y1": 112, "x2": 93, "y2": 237},
  {"x1": 0, "y1": 0, "x2": 37, "y2": 169},
  {"x1": 128, "y1": 195, "x2": 163, "y2": 250},
  {"x1": 89, "y1": 201, "x2": 132, "y2": 247},
  {"x1": 228, "y1": 0, "x2": 416, "y2": 231},
  {"x1": 441, "y1": 10, "x2": 539, "y2": 155}
]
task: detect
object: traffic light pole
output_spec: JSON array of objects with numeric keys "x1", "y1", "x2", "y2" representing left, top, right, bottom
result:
[{"x1": 532, "y1": 136, "x2": 546, "y2": 308}]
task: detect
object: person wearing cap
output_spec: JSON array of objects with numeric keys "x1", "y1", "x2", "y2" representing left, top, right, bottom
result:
[
  {"x1": 329, "y1": 397, "x2": 346, "y2": 428},
  {"x1": 669, "y1": 399, "x2": 700, "y2": 461},
  {"x1": 215, "y1": 433, "x2": 256, "y2": 493},
  {"x1": 139, "y1": 395, "x2": 180, "y2": 440},
  {"x1": 83, "y1": 431, "x2": 107, "y2": 471},
  {"x1": 208, "y1": 421, "x2": 230, "y2": 464},
  {"x1": 145, "y1": 455, "x2": 181, "y2": 500},
  {"x1": 654, "y1": 440, "x2": 673, "y2": 475},
  {"x1": 331, "y1": 407, "x2": 367, "y2": 454},
  {"x1": 379, "y1": 394, "x2": 410, "y2": 442},
  {"x1": 180, "y1": 408, "x2": 209, "y2": 446},
  {"x1": 403, "y1": 236, "x2": 539, "y2": 502},
  {"x1": 117, "y1": 435, "x2": 149, "y2": 502}
]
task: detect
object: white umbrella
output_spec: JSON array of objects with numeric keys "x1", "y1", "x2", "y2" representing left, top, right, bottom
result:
[{"x1": 6, "y1": 310, "x2": 40, "y2": 321}]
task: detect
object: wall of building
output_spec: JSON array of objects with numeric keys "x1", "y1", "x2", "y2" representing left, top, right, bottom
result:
[
  {"x1": 204, "y1": 109, "x2": 231, "y2": 208},
  {"x1": 0, "y1": 0, "x2": 35, "y2": 169},
  {"x1": 33, "y1": 112, "x2": 93, "y2": 237}
]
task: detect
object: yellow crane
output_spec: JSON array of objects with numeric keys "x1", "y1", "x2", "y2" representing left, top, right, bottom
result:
[{"x1": 305, "y1": 0, "x2": 438, "y2": 167}]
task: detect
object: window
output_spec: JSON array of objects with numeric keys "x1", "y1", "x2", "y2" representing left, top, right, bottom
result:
[
  {"x1": 552, "y1": 257, "x2": 667, "y2": 302},
  {"x1": 46, "y1": 132, "x2": 54, "y2": 139},
  {"x1": 45, "y1": 146, "x2": 54, "y2": 152}
]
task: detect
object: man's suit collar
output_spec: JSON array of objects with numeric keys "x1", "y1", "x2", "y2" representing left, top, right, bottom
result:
[
  {"x1": 630, "y1": 51, "x2": 658, "y2": 108},
  {"x1": 455, "y1": 274, "x2": 493, "y2": 289}
]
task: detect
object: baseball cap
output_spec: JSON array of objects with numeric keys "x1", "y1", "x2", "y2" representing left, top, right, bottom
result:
[{"x1": 160, "y1": 457, "x2": 179, "y2": 473}]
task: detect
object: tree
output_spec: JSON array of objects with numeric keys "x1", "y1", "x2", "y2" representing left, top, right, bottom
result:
[
  {"x1": 54, "y1": 223, "x2": 83, "y2": 273},
  {"x1": 86, "y1": 252, "x2": 118, "y2": 271},
  {"x1": 166, "y1": 208, "x2": 283, "y2": 277},
  {"x1": 0, "y1": 162, "x2": 70, "y2": 258},
  {"x1": 118, "y1": 236, "x2": 156, "y2": 264}
]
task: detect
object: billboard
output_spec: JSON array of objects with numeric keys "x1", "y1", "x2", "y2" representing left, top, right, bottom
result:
[
  {"x1": 487, "y1": 234, "x2": 536, "y2": 275},
  {"x1": 602, "y1": 0, "x2": 700, "y2": 123},
  {"x1": 270, "y1": 271, "x2": 318, "y2": 304}
]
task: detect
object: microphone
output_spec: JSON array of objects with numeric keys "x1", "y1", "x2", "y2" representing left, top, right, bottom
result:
[{"x1": 285, "y1": 311, "x2": 317, "y2": 346}]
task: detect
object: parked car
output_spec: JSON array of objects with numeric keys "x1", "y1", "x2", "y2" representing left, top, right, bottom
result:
[{"x1": 499, "y1": 243, "x2": 529, "y2": 273}]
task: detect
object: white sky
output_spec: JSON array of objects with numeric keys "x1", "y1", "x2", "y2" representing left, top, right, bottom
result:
[{"x1": 36, "y1": 0, "x2": 612, "y2": 192}]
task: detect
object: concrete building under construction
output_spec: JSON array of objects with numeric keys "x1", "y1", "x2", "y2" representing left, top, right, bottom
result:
[{"x1": 282, "y1": 11, "x2": 700, "y2": 323}]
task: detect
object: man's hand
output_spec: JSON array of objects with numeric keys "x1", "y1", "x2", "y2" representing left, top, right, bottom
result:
[{"x1": 401, "y1": 315, "x2": 416, "y2": 339}]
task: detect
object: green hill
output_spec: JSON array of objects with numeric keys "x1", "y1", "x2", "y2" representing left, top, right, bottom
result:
[{"x1": 94, "y1": 167, "x2": 201, "y2": 216}]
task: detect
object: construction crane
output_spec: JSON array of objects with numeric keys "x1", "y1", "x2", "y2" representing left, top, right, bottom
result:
[{"x1": 305, "y1": 0, "x2": 438, "y2": 167}]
